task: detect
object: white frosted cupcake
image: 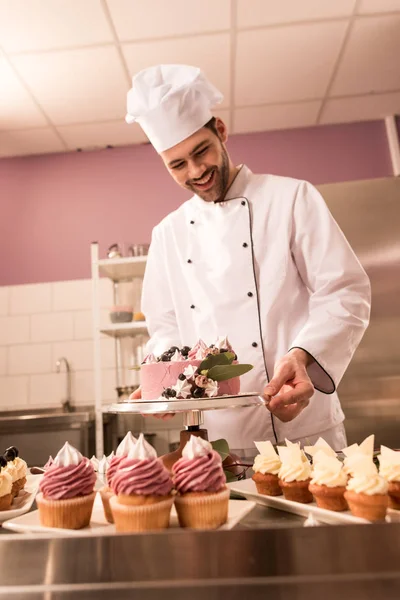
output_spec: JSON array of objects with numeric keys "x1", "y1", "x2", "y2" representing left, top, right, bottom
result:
[
  {"x1": 309, "y1": 451, "x2": 348, "y2": 511},
  {"x1": 252, "y1": 441, "x2": 282, "y2": 496},
  {"x1": 3, "y1": 447, "x2": 28, "y2": 498},
  {"x1": 277, "y1": 441, "x2": 313, "y2": 503},
  {"x1": 0, "y1": 457, "x2": 12, "y2": 510},
  {"x1": 342, "y1": 435, "x2": 374, "y2": 477},
  {"x1": 378, "y1": 446, "x2": 400, "y2": 510},
  {"x1": 304, "y1": 437, "x2": 337, "y2": 461},
  {"x1": 344, "y1": 455, "x2": 388, "y2": 522}
]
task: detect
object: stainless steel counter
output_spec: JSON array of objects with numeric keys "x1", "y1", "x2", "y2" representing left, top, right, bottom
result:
[{"x1": 1, "y1": 508, "x2": 400, "y2": 599}]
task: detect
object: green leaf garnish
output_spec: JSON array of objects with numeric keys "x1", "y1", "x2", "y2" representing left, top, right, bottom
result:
[
  {"x1": 199, "y1": 351, "x2": 235, "y2": 372},
  {"x1": 211, "y1": 438, "x2": 230, "y2": 462},
  {"x1": 207, "y1": 363, "x2": 253, "y2": 382}
]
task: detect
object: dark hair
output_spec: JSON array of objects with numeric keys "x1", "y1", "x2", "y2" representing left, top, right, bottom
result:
[{"x1": 203, "y1": 116, "x2": 219, "y2": 137}]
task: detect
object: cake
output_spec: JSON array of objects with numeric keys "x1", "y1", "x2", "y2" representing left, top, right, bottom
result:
[
  {"x1": 140, "y1": 336, "x2": 252, "y2": 400},
  {"x1": 252, "y1": 440, "x2": 282, "y2": 496},
  {"x1": 277, "y1": 440, "x2": 313, "y2": 503},
  {"x1": 309, "y1": 451, "x2": 348, "y2": 511},
  {"x1": 109, "y1": 434, "x2": 174, "y2": 533},
  {"x1": 172, "y1": 435, "x2": 229, "y2": 529},
  {"x1": 344, "y1": 455, "x2": 388, "y2": 521},
  {"x1": 0, "y1": 456, "x2": 12, "y2": 510},
  {"x1": 377, "y1": 446, "x2": 400, "y2": 509},
  {"x1": 3, "y1": 446, "x2": 27, "y2": 498},
  {"x1": 36, "y1": 442, "x2": 96, "y2": 529},
  {"x1": 99, "y1": 432, "x2": 136, "y2": 523}
]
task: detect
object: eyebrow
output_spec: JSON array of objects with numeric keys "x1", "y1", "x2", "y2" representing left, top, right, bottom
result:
[{"x1": 168, "y1": 140, "x2": 209, "y2": 168}]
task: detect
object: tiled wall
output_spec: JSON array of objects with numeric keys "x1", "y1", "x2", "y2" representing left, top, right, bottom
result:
[{"x1": 0, "y1": 279, "x2": 183, "y2": 454}]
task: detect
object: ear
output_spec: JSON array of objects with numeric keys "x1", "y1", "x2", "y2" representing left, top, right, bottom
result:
[{"x1": 215, "y1": 117, "x2": 228, "y2": 143}]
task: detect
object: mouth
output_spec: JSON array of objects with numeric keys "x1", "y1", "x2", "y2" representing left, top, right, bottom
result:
[{"x1": 191, "y1": 169, "x2": 216, "y2": 192}]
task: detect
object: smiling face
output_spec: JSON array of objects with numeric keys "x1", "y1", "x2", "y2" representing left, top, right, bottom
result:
[{"x1": 160, "y1": 118, "x2": 237, "y2": 203}]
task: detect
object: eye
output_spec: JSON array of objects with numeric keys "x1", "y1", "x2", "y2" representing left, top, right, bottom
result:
[
  {"x1": 196, "y1": 146, "x2": 208, "y2": 156},
  {"x1": 172, "y1": 162, "x2": 185, "y2": 170}
]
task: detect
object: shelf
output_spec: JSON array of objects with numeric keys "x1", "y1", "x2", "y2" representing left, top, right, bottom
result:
[
  {"x1": 100, "y1": 322, "x2": 148, "y2": 338},
  {"x1": 98, "y1": 256, "x2": 147, "y2": 281}
]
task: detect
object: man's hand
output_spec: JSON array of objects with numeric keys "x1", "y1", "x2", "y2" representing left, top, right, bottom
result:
[
  {"x1": 129, "y1": 386, "x2": 176, "y2": 421},
  {"x1": 262, "y1": 349, "x2": 314, "y2": 422}
]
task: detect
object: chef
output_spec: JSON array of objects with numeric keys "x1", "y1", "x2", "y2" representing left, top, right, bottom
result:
[{"x1": 127, "y1": 64, "x2": 371, "y2": 457}]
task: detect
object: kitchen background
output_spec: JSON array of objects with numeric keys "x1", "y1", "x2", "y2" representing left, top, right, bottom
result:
[{"x1": 0, "y1": 0, "x2": 399, "y2": 460}]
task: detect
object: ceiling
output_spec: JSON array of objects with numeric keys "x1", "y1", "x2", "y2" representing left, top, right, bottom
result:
[{"x1": 1, "y1": 0, "x2": 400, "y2": 158}]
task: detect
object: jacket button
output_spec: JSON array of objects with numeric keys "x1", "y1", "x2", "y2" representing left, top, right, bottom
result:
[
  {"x1": 190, "y1": 305, "x2": 195, "y2": 309},
  {"x1": 248, "y1": 291, "x2": 253, "y2": 297},
  {"x1": 252, "y1": 342, "x2": 258, "y2": 347},
  {"x1": 241, "y1": 201, "x2": 246, "y2": 206},
  {"x1": 190, "y1": 220, "x2": 195, "y2": 224},
  {"x1": 243, "y1": 242, "x2": 248, "y2": 248},
  {"x1": 187, "y1": 259, "x2": 192, "y2": 263}
]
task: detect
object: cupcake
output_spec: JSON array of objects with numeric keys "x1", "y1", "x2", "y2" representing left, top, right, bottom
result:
[
  {"x1": 309, "y1": 451, "x2": 348, "y2": 511},
  {"x1": 377, "y1": 446, "x2": 400, "y2": 510},
  {"x1": 0, "y1": 456, "x2": 12, "y2": 510},
  {"x1": 172, "y1": 435, "x2": 229, "y2": 530},
  {"x1": 99, "y1": 432, "x2": 136, "y2": 523},
  {"x1": 4, "y1": 446, "x2": 28, "y2": 497},
  {"x1": 36, "y1": 442, "x2": 96, "y2": 529},
  {"x1": 342, "y1": 435, "x2": 374, "y2": 477},
  {"x1": 304, "y1": 437, "x2": 337, "y2": 460},
  {"x1": 110, "y1": 434, "x2": 174, "y2": 533},
  {"x1": 277, "y1": 441, "x2": 313, "y2": 503},
  {"x1": 344, "y1": 455, "x2": 388, "y2": 522},
  {"x1": 252, "y1": 440, "x2": 282, "y2": 496}
]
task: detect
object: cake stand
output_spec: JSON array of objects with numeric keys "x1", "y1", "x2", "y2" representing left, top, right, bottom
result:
[{"x1": 107, "y1": 393, "x2": 265, "y2": 470}]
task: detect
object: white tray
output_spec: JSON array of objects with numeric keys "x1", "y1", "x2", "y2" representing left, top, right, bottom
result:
[
  {"x1": 2, "y1": 492, "x2": 255, "y2": 535},
  {"x1": 229, "y1": 478, "x2": 370, "y2": 525},
  {"x1": 108, "y1": 393, "x2": 264, "y2": 414},
  {"x1": 0, "y1": 474, "x2": 43, "y2": 524}
]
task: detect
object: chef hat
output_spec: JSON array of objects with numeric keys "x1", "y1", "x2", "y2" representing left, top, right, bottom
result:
[{"x1": 125, "y1": 64, "x2": 223, "y2": 153}]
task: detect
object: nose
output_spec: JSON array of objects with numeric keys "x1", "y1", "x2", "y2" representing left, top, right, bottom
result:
[{"x1": 187, "y1": 159, "x2": 207, "y2": 182}]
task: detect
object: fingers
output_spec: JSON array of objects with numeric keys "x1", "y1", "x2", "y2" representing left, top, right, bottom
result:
[
  {"x1": 268, "y1": 401, "x2": 308, "y2": 423},
  {"x1": 267, "y1": 381, "x2": 314, "y2": 410},
  {"x1": 263, "y1": 361, "x2": 294, "y2": 398},
  {"x1": 129, "y1": 387, "x2": 142, "y2": 400},
  {"x1": 140, "y1": 412, "x2": 176, "y2": 420}
]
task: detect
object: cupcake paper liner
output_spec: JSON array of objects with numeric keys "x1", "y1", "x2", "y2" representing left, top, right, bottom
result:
[
  {"x1": 279, "y1": 479, "x2": 313, "y2": 503},
  {"x1": 344, "y1": 490, "x2": 388, "y2": 522},
  {"x1": 0, "y1": 493, "x2": 12, "y2": 511},
  {"x1": 388, "y1": 481, "x2": 400, "y2": 510},
  {"x1": 110, "y1": 494, "x2": 174, "y2": 532},
  {"x1": 99, "y1": 486, "x2": 114, "y2": 523},
  {"x1": 309, "y1": 483, "x2": 348, "y2": 511},
  {"x1": 11, "y1": 477, "x2": 27, "y2": 499},
  {"x1": 174, "y1": 488, "x2": 230, "y2": 530},
  {"x1": 36, "y1": 491, "x2": 96, "y2": 529},
  {"x1": 252, "y1": 472, "x2": 282, "y2": 496}
]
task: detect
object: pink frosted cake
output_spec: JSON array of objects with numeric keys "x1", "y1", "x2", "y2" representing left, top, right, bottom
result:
[{"x1": 140, "y1": 337, "x2": 251, "y2": 401}]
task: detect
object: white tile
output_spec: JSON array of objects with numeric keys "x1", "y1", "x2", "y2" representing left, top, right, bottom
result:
[
  {"x1": 12, "y1": 47, "x2": 128, "y2": 125},
  {"x1": 233, "y1": 101, "x2": 321, "y2": 133},
  {"x1": 237, "y1": 0, "x2": 356, "y2": 28},
  {"x1": 235, "y1": 21, "x2": 348, "y2": 105},
  {"x1": 51, "y1": 338, "x2": 115, "y2": 371},
  {"x1": 57, "y1": 120, "x2": 148, "y2": 151},
  {"x1": 0, "y1": 52, "x2": 48, "y2": 130},
  {"x1": 29, "y1": 373, "x2": 65, "y2": 407},
  {"x1": 0, "y1": 287, "x2": 8, "y2": 316},
  {"x1": 31, "y1": 312, "x2": 74, "y2": 343},
  {"x1": 99, "y1": 278, "x2": 114, "y2": 309},
  {"x1": 0, "y1": 0, "x2": 114, "y2": 53},
  {"x1": 0, "y1": 316, "x2": 30, "y2": 345},
  {"x1": 8, "y1": 344, "x2": 52, "y2": 375},
  {"x1": 122, "y1": 33, "x2": 231, "y2": 108},
  {"x1": 52, "y1": 280, "x2": 92, "y2": 311},
  {"x1": 331, "y1": 14, "x2": 400, "y2": 96},
  {"x1": 0, "y1": 347, "x2": 6, "y2": 376},
  {"x1": 0, "y1": 376, "x2": 29, "y2": 408},
  {"x1": 107, "y1": 0, "x2": 230, "y2": 40},
  {"x1": 72, "y1": 370, "x2": 94, "y2": 406},
  {"x1": 101, "y1": 369, "x2": 117, "y2": 402},
  {"x1": 0, "y1": 128, "x2": 66, "y2": 158},
  {"x1": 357, "y1": 0, "x2": 400, "y2": 14},
  {"x1": 321, "y1": 91, "x2": 400, "y2": 124},
  {"x1": 73, "y1": 309, "x2": 109, "y2": 340},
  {"x1": 9, "y1": 283, "x2": 52, "y2": 315}
]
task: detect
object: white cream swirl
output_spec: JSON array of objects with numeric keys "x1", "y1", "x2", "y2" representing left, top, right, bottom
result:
[
  {"x1": 53, "y1": 442, "x2": 83, "y2": 467},
  {"x1": 278, "y1": 460, "x2": 311, "y2": 482},
  {"x1": 205, "y1": 379, "x2": 219, "y2": 397},
  {"x1": 116, "y1": 431, "x2": 137, "y2": 457},
  {"x1": 310, "y1": 455, "x2": 347, "y2": 487},
  {"x1": 6, "y1": 462, "x2": 18, "y2": 483},
  {"x1": 253, "y1": 454, "x2": 281, "y2": 475},
  {"x1": 182, "y1": 436, "x2": 212, "y2": 459},
  {"x1": 127, "y1": 433, "x2": 157, "y2": 460},
  {"x1": 378, "y1": 446, "x2": 400, "y2": 482},
  {"x1": 13, "y1": 457, "x2": 27, "y2": 479},
  {"x1": 172, "y1": 378, "x2": 193, "y2": 398},
  {"x1": 347, "y1": 473, "x2": 388, "y2": 495},
  {"x1": 0, "y1": 469, "x2": 12, "y2": 497}
]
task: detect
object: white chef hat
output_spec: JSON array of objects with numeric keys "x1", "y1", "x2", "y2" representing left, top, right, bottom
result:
[{"x1": 125, "y1": 64, "x2": 223, "y2": 153}]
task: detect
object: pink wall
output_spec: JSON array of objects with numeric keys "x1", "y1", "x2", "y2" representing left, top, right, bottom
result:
[{"x1": 0, "y1": 120, "x2": 393, "y2": 286}]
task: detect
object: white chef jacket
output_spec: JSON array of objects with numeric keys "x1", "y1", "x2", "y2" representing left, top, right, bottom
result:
[{"x1": 142, "y1": 165, "x2": 371, "y2": 450}]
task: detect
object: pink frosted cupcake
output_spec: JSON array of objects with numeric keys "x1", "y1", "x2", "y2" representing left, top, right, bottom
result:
[
  {"x1": 36, "y1": 442, "x2": 96, "y2": 529},
  {"x1": 110, "y1": 434, "x2": 174, "y2": 532},
  {"x1": 99, "y1": 432, "x2": 136, "y2": 523},
  {"x1": 172, "y1": 436, "x2": 229, "y2": 530}
]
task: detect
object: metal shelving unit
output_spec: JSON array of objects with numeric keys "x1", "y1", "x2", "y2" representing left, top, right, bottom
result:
[{"x1": 91, "y1": 243, "x2": 148, "y2": 457}]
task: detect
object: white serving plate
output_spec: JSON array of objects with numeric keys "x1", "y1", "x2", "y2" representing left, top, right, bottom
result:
[
  {"x1": 0, "y1": 474, "x2": 43, "y2": 524},
  {"x1": 2, "y1": 492, "x2": 255, "y2": 535},
  {"x1": 108, "y1": 393, "x2": 264, "y2": 414},
  {"x1": 229, "y1": 478, "x2": 370, "y2": 525}
]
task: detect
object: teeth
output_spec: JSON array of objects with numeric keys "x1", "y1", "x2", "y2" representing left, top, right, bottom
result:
[{"x1": 196, "y1": 171, "x2": 213, "y2": 185}]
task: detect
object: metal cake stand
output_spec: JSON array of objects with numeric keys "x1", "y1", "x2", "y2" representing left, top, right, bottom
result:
[{"x1": 107, "y1": 393, "x2": 265, "y2": 428}]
